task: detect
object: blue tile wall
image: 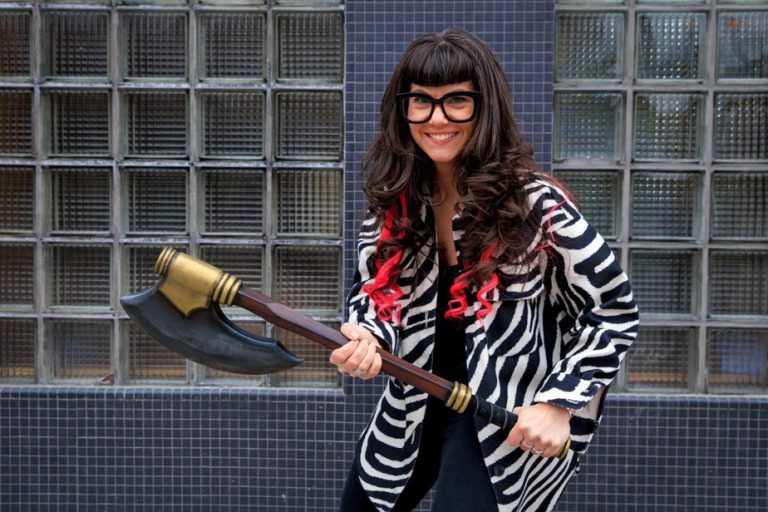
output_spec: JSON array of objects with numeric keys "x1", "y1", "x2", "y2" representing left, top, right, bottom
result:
[
  {"x1": 2, "y1": 389, "x2": 766, "y2": 511},
  {"x1": 1, "y1": 1, "x2": 766, "y2": 511}
]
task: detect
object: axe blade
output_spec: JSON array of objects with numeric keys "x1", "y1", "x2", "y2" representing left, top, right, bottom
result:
[{"x1": 121, "y1": 284, "x2": 303, "y2": 375}]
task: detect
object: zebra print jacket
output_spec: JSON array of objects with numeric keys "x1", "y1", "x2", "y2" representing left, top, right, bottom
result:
[{"x1": 347, "y1": 177, "x2": 639, "y2": 511}]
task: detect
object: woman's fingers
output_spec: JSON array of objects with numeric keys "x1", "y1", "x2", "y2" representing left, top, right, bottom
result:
[
  {"x1": 506, "y1": 404, "x2": 571, "y2": 458},
  {"x1": 330, "y1": 324, "x2": 383, "y2": 379}
]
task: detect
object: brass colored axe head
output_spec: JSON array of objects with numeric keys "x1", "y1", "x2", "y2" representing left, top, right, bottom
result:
[{"x1": 120, "y1": 248, "x2": 302, "y2": 375}]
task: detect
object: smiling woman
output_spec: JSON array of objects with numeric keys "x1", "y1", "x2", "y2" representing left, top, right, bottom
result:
[{"x1": 329, "y1": 29, "x2": 638, "y2": 512}]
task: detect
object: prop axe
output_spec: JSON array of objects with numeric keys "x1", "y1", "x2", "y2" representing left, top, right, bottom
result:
[{"x1": 121, "y1": 247, "x2": 571, "y2": 458}]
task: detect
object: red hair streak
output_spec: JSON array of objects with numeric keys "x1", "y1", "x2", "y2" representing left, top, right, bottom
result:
[
  {"x1": 363, "y1": 191, "x2": 409, "y2": 324},
  {"x1": 445, "y1": 241, "x2": 499, "y2": 321}
]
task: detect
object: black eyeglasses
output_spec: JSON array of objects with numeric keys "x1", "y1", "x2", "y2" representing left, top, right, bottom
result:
[{"x1": 395, "y1": 91, "x2": 481, "y2": 124}]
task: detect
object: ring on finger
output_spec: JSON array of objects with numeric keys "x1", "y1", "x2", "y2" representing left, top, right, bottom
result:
[
  {"x1": 532, "y1": 447, "x2": 544, "y2": 456},
  {"x1": 522, "y1": 442, "x2": 534, "y2": 450},
  {"x1": 354, "y1": 369, "x2": 365, "y2": 378}
]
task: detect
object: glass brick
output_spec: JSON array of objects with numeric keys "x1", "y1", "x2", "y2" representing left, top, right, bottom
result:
[
  {"x1": 274, "y1": 245, "x2": 341, "y2": 313},
  {"x1": 631, "y1": 171, "x2": 701, "y2": 240},
  {"x1": 124, "y1": 319, "x2": 186, "y2": 382},
  {"x1": 200, "y1": 0, "x2": 265, "y2": 4},
  {"x1": 46, "y1": 90, "x2": 111, "y2": 156},
  {"x1": 271, "y1": 323, "x2": 340, "y2": 388},
  {"x1": 124, "y1": 244, "x2": 186, "y2": 295},
  {"x1": 711, "y1": 172, "x2": 768, "y2": 240},
  {"x1": 0, "y1": 319, "x2": 36, "y2": 381},
  {"x1": 43, "y1": 11, "x2": 109, "y2": 78},
  {"x1": 200, "y1": 91, "x2": 264, "y2": 158},
  {"x1": 636, "y1": 12, "x2": 706, "y2": 80},
  {"x1": 634, "y1": 93, "x2": 703, "y2": 161},
  {"x1": 121, "y1": 12, "x2": 187, "y2": 79},
  {"x1": 125, "y1": 168, "x2": 187, "y2": 234},
  {"x1": 276, "y1": 12, "x2": 344, "y2": 82},
  {"x1": 49, "y1": 319, "x2": 111, "y2": 380},
  {"x1": 0, "y1": 11, "x2": 30, "y2": 77},
  {"x1": 275, "y1": 168, "x2": 342, "y2": 237},
  {"x1": 637, "y1": 0, "x2": 706, "y2": 3},
  {"x1": 714, "y1": 93, "x2": 768, "y2": 161},
  {"x1": 0, "y1": 243, "x2": 35, "y2": 307},
  {"x1": 48, "y1": 244, "x2": 112, "y2": 308},
  {"x1": 199, "y1": 12, "x2": 265, "y2": 80},
  {"x1": 275, "y1": 0, "x2": 342, "y2": 4},
  {"x1": 200, "y1": 168, "x2": 264, "y2": 234},
  {"x1": 717, "y1": 12, "x2": 768, "y2": 80},
  {"x1": 0, "y1": 166, "x2": 34, "y2": 232},
  {"x1": 554, "y1": 92, "x2": 623, "y2": 162},
  {"x1": 709, "y1": 250, "x2": 768, "y2": 318},
  {"x1": 124, "y1": 91, "x2": 188, "y2": 157},
  {"x1": 555, "y1": 13, "x2": 624, "y2": 81},
  {"x1": 708, "y1": 328, "x2": 767, "y2": 392},
  {"x1": 275, "y1": 91, "x2": 343, "y2": 160},
  {"x1": 553, "y1": 170, "x2": 620, "y2": 239},
  {"x1": 627, "y1": 327, "x2": 695, "y2": 391},
  {"x1": 630, "y1": 249, "x2": 698, "y2": 317},
  {"x1": 120, "y1": 0, "x2": 186, "y2": 4},
  {"x1": 0, "y1": 89, "x2": 32, "y2": 156},
  {"x1": 49, "y1": 167, "x2": 111, "y2": 233}
]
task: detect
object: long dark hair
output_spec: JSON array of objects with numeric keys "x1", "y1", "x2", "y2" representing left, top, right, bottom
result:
[{"x1": 362, "y1": 29, "x2": 557, "y2": 322}]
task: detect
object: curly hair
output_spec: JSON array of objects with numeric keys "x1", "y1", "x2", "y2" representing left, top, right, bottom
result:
[{"x1": 362, "y1": 29, "x2": 560, "y2": 321}]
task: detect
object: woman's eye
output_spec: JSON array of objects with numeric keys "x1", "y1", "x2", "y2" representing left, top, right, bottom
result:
[
  {"x1": 446, "y1": 96, "x2": 469, "y2": 106},
  {"x1": 413, "y1": 96, "x2": 432, "y2": 105}
]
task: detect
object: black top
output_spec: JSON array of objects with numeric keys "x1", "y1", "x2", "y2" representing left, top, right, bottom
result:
[{"x1": 432, "y1": 265, "x2": 468, "y2": 385}]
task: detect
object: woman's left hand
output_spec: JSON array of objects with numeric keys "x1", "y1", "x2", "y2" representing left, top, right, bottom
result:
[{"x1": 506, "y1": 403, "x2": 571, "y2": 458}]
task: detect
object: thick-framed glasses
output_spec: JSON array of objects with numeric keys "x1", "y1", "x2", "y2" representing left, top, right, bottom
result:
[{"x1": 395, "y1": 91, "x2": 481, "y2": 124}]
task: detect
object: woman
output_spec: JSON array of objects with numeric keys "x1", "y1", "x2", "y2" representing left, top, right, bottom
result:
[{"x1": 330, "y1": 29, "x2": 638, "y2": 512}]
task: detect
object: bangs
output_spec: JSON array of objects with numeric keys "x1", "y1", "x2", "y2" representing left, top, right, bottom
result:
[{"x1": 401, "y1": 40, "x2": 476, "y2": 88}]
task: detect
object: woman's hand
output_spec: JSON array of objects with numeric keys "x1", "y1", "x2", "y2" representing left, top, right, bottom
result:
[
  {"x1": 506, "y1": 403, "x2": 571, "y2": 458},
  {"x1": 329, "y1": 323, "x2": 383, "y2": 380}
]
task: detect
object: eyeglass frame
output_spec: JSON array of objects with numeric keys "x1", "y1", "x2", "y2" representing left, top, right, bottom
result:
[{"x1": 395, "y1": 90, "x2": 482, "y2": 124}]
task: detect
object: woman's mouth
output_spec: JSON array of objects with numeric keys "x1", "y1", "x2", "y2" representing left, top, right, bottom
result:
[{"x1": 427, "y1": 132, "x2": 458, "y2": 143}]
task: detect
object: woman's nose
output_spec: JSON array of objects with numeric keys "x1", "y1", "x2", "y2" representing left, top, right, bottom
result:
[{"x1": 429, "y1": 105, "x2": 449, "y2": 124}]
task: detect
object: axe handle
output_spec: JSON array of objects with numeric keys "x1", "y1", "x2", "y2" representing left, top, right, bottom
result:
[
  {"x1": 235, "y1": 287, "x2": 456, "y2": 400},
  {"x1": 234, "y1": 286, "x2": 565, "y2": 456}
]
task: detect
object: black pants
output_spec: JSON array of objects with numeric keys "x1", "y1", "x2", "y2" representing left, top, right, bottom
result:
[{"x1": 340, "y1": 399, "x2": 498, "y2": 512}]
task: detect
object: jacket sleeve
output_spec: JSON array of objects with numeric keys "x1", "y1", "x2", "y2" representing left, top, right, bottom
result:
[
  {"x1": 346, "y1": 212, "x2": 400, "y2": 353},
  {"x1": 531, "y1": 182, "x2": 639, "y2": 446}
]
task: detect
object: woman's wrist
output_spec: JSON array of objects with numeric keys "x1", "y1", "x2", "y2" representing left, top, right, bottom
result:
[{"x1": 536, "y1": 401, "x2": 575, "y2": 418}]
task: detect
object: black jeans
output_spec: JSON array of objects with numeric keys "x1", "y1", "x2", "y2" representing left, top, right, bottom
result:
[{"x1": 340, "y1": 399, "x2": 498, "y2": 512}]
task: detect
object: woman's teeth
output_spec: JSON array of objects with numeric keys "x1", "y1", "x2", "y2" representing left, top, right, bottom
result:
[{"x1": 430, "y1": 133, "x2": 456, "y2": 141}]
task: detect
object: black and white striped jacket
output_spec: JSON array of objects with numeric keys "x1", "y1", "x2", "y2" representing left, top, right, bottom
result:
[{"x1": 348, "y1": 178, "x2": 639, "y2": 512}]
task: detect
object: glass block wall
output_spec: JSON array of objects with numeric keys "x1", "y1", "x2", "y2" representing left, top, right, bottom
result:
[
  {"x1": 554, "y1": 0, "x2": 767, "y2": 394},
  {"x1": 0, "y1": 0, "x2": 344, "y2": 387}
]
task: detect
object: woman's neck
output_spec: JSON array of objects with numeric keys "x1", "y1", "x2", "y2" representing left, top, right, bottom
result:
[{"x1": 433, "y1": 164, "x2": 460, "y2": 206}]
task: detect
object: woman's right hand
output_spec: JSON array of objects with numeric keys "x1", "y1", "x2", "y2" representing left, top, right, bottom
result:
[{"x1": 329, "y1": 323, "x2": 383, "y2": 380}]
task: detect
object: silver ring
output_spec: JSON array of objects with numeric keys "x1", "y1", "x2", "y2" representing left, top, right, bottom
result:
[
  {"x1": 522, "y1": 442, "x2": 533, "y2": 450},
  {"x1": 354, "y1": 369, "x2": 364, "y2": 378},
  {"x1": 532, "y1": 448, "x2": 544, "y2": 456}
]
